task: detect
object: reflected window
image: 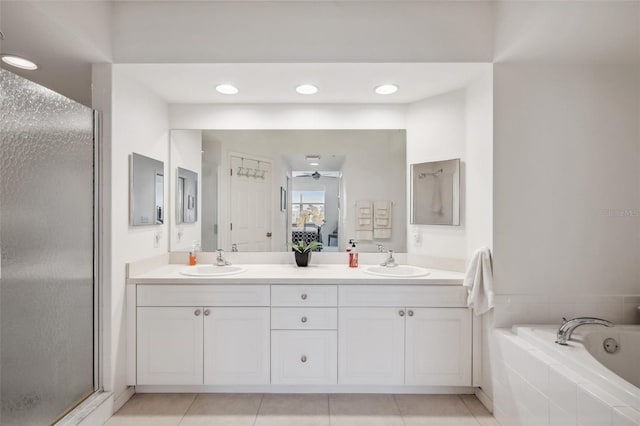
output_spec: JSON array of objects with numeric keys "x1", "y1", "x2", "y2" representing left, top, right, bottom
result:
[{"x1": 291, "y1": 190, "x2": 325, "y2": 227}]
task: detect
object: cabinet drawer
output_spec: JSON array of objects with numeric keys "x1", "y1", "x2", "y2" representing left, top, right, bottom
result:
[
  {"x1": 271, "y1": 308, "x2": 337, "y2": 330},
  {"x1": 137, "y1": 285, "x2": 270, "y2": 307},
  {"x1": 338, "y1": 285, "x2": 467, "y2": 307},
  {"x1": 271, "y1": 285, "x2": 337, "y2": 307},
  {"x1": 271, "y1": 330, "x2": 337, "y2": 384}
]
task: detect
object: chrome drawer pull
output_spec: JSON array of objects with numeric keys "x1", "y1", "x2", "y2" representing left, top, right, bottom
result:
[
  {"x1": 301, "y1": 355, "x2": 307, "y2": 363},
  {"x1": 301, "y1": 316, "x2": 308, "y2": 323},
  {"x1": 301, "y1": 293, "x2": 308, "y2": 300}
]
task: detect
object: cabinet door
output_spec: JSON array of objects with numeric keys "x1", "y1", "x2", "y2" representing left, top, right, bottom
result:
[
  {"x1": 338, "y1": 307, "x2": 405, "y2": 385},
  {"x1": 204, "y1": 307, "x2": 270, "y2": 384},
  {"x1": 405, "y1": 308, "x2": 472, "y2": 386},
  {"x1": 137, "y1": 307, "x2": 203, "y2": 385}
]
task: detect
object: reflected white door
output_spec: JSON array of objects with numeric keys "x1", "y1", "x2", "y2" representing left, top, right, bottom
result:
[{"x1": 230, "y1": 155, "x2": 272, "y2": 251}]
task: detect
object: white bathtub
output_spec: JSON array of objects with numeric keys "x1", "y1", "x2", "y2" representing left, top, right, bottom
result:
[{"x1": 492, "y1": 324, "x2": 640, "y2": 426}]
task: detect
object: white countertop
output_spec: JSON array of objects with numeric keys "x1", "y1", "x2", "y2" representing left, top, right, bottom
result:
[{"x1": 128, "y1": 263, "x2": 465, "y2": 285}]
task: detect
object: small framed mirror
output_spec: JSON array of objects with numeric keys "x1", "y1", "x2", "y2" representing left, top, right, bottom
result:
[
  {"x1": 130, "y1": 153, "x2": 165, "y2": 226},
  {"x1": 176, "y1": 167, "x2": 198, "y2": 224},
  {"x1": 411, "y1": 158, "x2": 460, "y2": 226}
]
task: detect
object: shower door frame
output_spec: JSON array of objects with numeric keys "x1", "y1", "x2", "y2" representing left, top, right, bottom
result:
[{"x1": 93, "y1": 110, "x2": 103, "y2": 394}]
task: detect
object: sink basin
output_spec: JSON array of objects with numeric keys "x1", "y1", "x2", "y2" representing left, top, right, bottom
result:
[
  {"x1": 180, "y1": 265, "x2": 246, "y2": 277},
  {"x1": 364, "y1": 265, "x2": 430, "y2": 278}
]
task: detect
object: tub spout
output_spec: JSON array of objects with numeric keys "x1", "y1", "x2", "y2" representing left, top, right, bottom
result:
[{"x1": 556, "y1": 317, "x2": 613, "y2": 345}]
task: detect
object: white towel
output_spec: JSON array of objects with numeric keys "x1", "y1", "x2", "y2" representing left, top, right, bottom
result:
[
  {"x1": 355, "y1": 230, "x2": 374, "y2": 241},
  {"x1": 463, "y1": 247, "x2": 494, "y2": 316}
]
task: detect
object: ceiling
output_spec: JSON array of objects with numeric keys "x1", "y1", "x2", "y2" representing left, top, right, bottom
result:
[
  {"x1": 285, "y1": 154, "x2": 346, "y2": 171},
  {"x1": 118, "y1": 63, "x2": 489, "y2": 104}
]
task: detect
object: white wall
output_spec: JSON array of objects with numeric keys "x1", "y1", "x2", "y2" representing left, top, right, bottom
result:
[
  {"x1": 199, "y1": 129, "x2": 407, "y2": 253},
  {"x1": 465, "y1": 73, "x2": 494, "y2": 262},
  {"x1": 169, "y1": 130, "x2": 202, "y2": 251},
  {"x1": 486, "y1": 0, "x2": 640, "y2": 405},
  {"x1": 112, "y1": 1, "x2": 493, "y2": 63},
  {"x1": 107, "y1": 67, "x2": 169, "y2": 400},
  {"x1": 493, "y1": 63, "x2": 640, "y2": 303},
  {"x1": 406, "y1": 90, "x2": 468, "y2": 260},
  {"x1": 170, "y1": 104, "x2": 406, "y2": 130}
]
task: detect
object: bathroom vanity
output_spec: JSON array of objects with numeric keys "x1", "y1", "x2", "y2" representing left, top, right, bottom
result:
[{"x1": 127, "y1": 260, "x2": 479, "y2": 393}]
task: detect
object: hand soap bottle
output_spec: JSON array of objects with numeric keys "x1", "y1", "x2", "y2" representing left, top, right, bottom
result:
[
  {"x1": 349, "y1": 241, "x2": 359, "y2": 268},
  {"x1": 188, "y1": 241, "x2": 198, "y2": 266}
]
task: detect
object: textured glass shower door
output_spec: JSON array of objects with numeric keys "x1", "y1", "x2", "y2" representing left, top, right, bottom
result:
[{"x1": 0, "y1": 69, "x2": 96, "y2": 425}]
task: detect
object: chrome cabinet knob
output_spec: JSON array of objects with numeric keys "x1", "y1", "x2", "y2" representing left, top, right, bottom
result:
[
  {"x1": 194, "y1": 309, "x2": 202, "y2": 316},
  {"x1": 398, "y1": 310, "x2": 405, "y2": 317},
  {"x1": 301, "y1": 355, "x2": 307, "y2": 363},
  {"x1": 204, "y1": 309, "x2": 210, "y2": 316},
  {"x1": 301, "y1": 293, "x2": 308, "y2": 300},
  {"x1": 301, "y1": 316, "x2": 308, "y2": 323},
  {"x1": 407, "y1": 310, "x2": 414, "y2": 317}
]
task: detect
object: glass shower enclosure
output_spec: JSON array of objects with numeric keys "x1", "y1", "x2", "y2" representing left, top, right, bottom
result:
[{"x1": 0, "y1": 69, "x2": 98, "y2": 425}]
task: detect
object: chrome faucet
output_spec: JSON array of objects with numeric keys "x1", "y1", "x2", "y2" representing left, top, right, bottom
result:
[
  {"x1": 556, "y1": 317, "x2": 613, "y2": 345},
  {"x1": 380, "y1": 250, "x2": 397, "y2": 267},
  {"x1": 231, "y1": 243, "x2": 238, "y2": 252},
  {"x1": 376, "y1": 244, "x2": 385, "y2": 253},
  {"x1": 216, "y1": 249, "x2": 231, "y2": 266}
]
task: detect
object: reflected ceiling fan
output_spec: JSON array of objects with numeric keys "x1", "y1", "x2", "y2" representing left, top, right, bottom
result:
[{"x1": 297, "y1": 171, "x2": 323, "y2": 180}]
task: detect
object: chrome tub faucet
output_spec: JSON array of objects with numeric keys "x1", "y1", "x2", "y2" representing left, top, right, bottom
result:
[{"x1": 556, "y1": 317, "x2": 613, "y2": 345}]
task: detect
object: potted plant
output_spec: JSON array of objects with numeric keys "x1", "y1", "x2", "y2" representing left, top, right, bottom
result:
[{"x1": 289, "y1": 240, "x2": 323, "y2": 267}]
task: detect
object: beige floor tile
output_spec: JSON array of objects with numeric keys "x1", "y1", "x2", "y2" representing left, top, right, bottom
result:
[
  {"x1": 179, "y1": 393, "x2": 263, "y2": 426},
  {"x1": 329, "y1": 394, "x2": 404, "y2": 426},
  {"x1": 394, "y1": 394, "x2": 480, "y2": 426},
  {"x1": 104, "y1": 393, "x2": 197, "y2": 426},
  {"x1": 255, "y1": 393, "x2": 329, "y2": 426},
  {"x1": 460, "y1": 395, "x2": 501, "y2": 426}
]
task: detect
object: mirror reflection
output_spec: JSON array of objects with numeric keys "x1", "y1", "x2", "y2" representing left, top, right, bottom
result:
[
  {"x1": 411, "y1": 159, "x2": 460, "y2": 226},
  {"x1": 130, "y1": 152, "x2": 164, "y2": 226},
  {"x1": 176, "y1": 167, "x2": 198, "y2": 224},
  {"x1": 169, "y1": 129, "x2": 407, "y2": 252}
]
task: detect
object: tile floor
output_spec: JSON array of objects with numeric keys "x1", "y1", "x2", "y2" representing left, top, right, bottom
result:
[{"x1": 105, "y1": 393, "x2": 500, "y2": 426}]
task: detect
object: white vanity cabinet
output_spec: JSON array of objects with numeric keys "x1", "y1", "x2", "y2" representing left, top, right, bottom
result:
[
  {"x1": 131, "y1": 280, "x2": 473, "y2": 390},
  {"x1": 137, "y1": 306, "x2": 204, "y2": 385},
  {"x1": 338, "y1": 307, "x2": 405, "y2": 385},
  {"x1": 135, "y1": 285, "x2": 271, "y2": 386},
  {"x1": 404, "y1": 308, "x2": 471, "y2": 386},
  {"x1": 204, "y1": 307, "x2": 270, "y2": 384},
  {"x1": 271, "y1": 285, "x2": 338, "y2": 385},
  {"x1": 337, "y1": 285, "x2": 471, "y2": 387}
]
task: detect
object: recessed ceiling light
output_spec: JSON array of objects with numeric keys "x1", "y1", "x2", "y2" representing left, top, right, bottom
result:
[
  {"x1": 1, "y1": 55, "x2": 38, "y2": 70},
  {"x1": 296, "y1": 84, "x2": 318, "y2": 95},
  {"x1": 215, "y1": 84, "x2": 239, "y2": 95},
  {"x1": 375, "y1": 84, "x2": 399, "y2": 95},
  {"x1": 309, "y1": 162, "x2": 320, "y2": 166}
]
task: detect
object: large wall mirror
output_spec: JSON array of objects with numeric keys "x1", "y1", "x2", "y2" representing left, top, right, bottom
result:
[
  {"x1": 130, "y1": 153, "x2": 164, "y2": 226},
  {"x1": 169, "y1": 129, "x2": 407, "y2": 253}
]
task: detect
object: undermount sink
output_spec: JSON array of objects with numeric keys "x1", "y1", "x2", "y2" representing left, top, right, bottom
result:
[
  {"x1": 180, "y1": 265, "x2": 246, "y2": 277},
  {"x1": 364, "y1": 265, "x2": 430, "y2": 278}
]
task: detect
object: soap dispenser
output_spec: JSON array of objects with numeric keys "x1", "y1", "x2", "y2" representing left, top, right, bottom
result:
[
  {"x1": 349, "y1": 240, "x2": 359, "y2": 268},
  {"x1": 188, "y1": 241, "x2": 198, "y2": 266}
]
